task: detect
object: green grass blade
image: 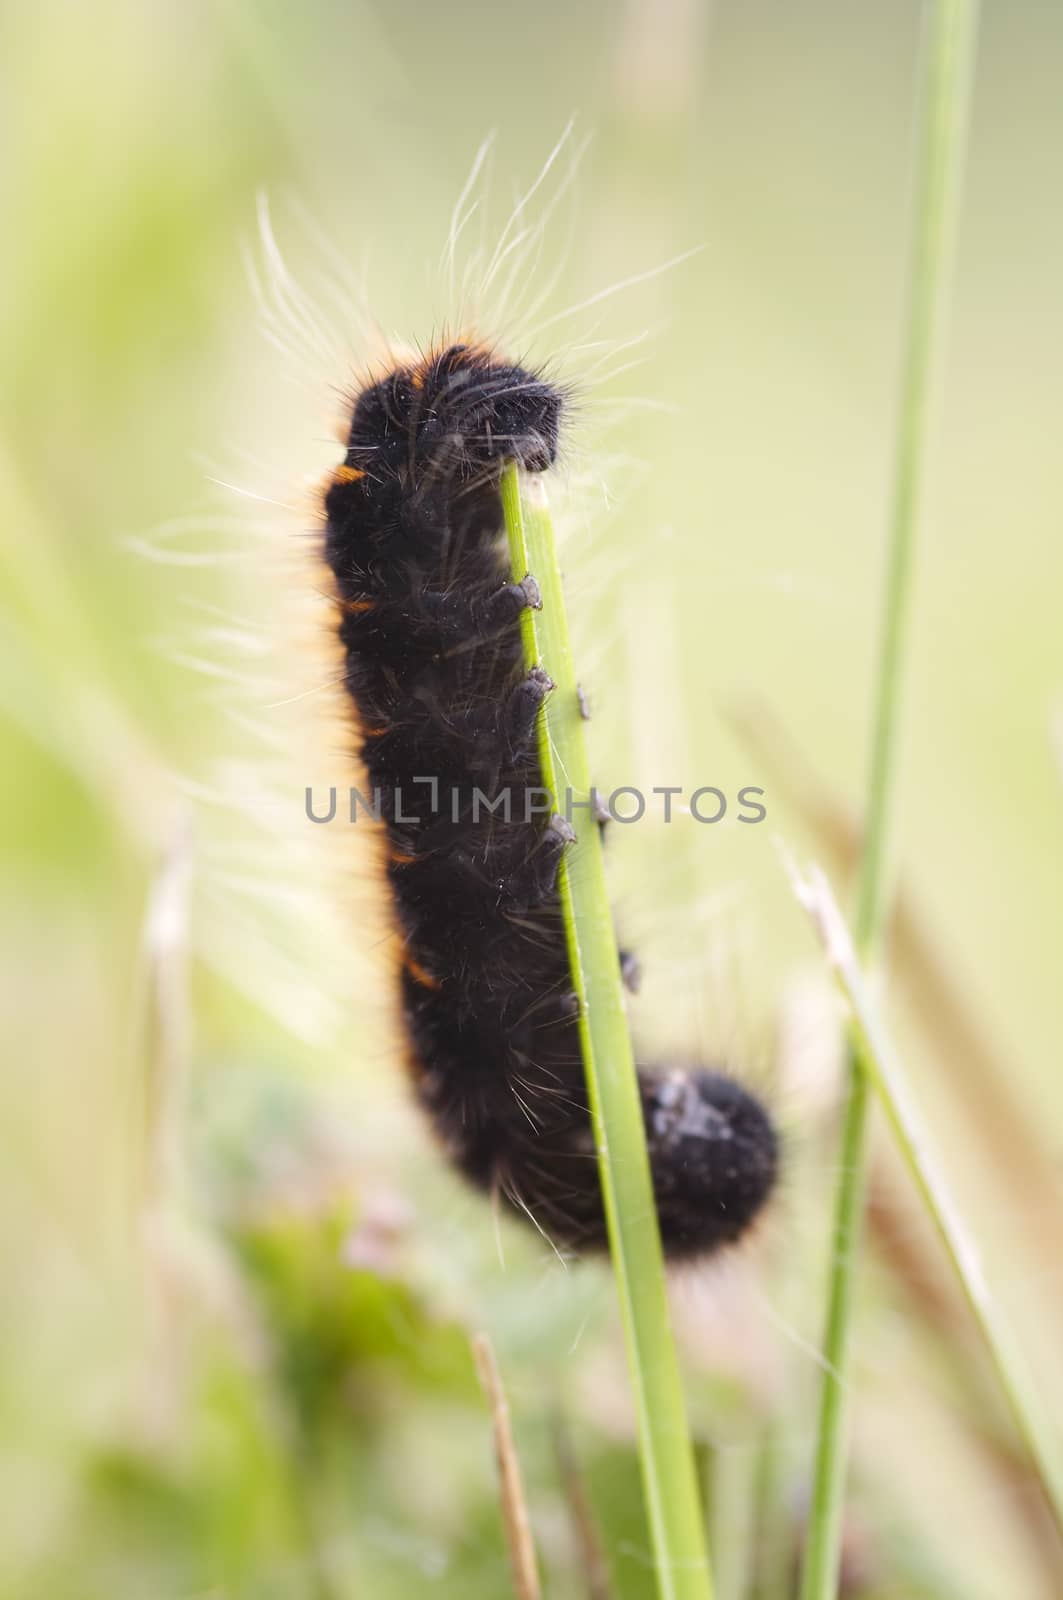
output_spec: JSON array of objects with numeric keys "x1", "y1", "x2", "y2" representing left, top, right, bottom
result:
[
  {"x1": 794, "y1": 862, "x2": 1063, "y2": 1540},
  {"x1": 501, "y1": 464, "x2": 713, "y2": 1600},
  {"x1": 800, "y1": 3, "x2": 980, "y2": 1595}
]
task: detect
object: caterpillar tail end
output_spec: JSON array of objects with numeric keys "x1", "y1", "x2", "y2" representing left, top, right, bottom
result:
[{"x1": 640, "y1": 1070, "x2": 779, "y2": 1261}]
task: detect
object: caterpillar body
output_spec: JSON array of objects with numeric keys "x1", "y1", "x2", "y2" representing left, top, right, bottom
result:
[{"x1": 323, "y1": 341, "x2": 777, "y2": 1259}]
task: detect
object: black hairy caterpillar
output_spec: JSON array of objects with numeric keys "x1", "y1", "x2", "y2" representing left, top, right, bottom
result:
[{"x1": 323, "y1": 340, "x2": 777, "y2": 1259}]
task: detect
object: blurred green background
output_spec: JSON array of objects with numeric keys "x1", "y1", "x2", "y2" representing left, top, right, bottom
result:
[{"x1": 2, "y1": 1, "x2": 1062, "y2": 1596}]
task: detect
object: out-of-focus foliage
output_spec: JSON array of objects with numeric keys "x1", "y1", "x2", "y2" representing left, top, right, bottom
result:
[{"x1": 2, "y1": 2, "x2": 1061, "y2": 1596}]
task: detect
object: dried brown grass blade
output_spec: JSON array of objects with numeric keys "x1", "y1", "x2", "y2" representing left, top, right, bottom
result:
[
  {"x1": 553, "y1": 1411, "x2": 613, "y2": 1600},
  {"x1": 473, "y1": 1332, "x2": 543, "y2": 1600}
]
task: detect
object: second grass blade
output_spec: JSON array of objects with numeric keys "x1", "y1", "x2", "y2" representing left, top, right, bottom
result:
[{"x1": 794, "y1": 861, "x2": 1063, "y2": 1542}]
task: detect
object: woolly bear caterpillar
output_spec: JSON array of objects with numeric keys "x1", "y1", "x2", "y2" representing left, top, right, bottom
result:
[{"x1": 321, "y1": 340, "x2": 777, "y2": 1257}]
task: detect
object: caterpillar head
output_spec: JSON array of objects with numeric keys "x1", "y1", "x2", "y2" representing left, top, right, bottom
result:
[
  {"x1": 413, "y1": 344, "x2": 562, "y2": 477},
  {"x1": 338, "y1": 343, "x2": 562, "y2": 498}
]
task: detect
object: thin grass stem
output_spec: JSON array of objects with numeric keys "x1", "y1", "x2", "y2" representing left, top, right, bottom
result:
[{"x1": 800, "y1": 3, "x2": 980, "y2": 1595}]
